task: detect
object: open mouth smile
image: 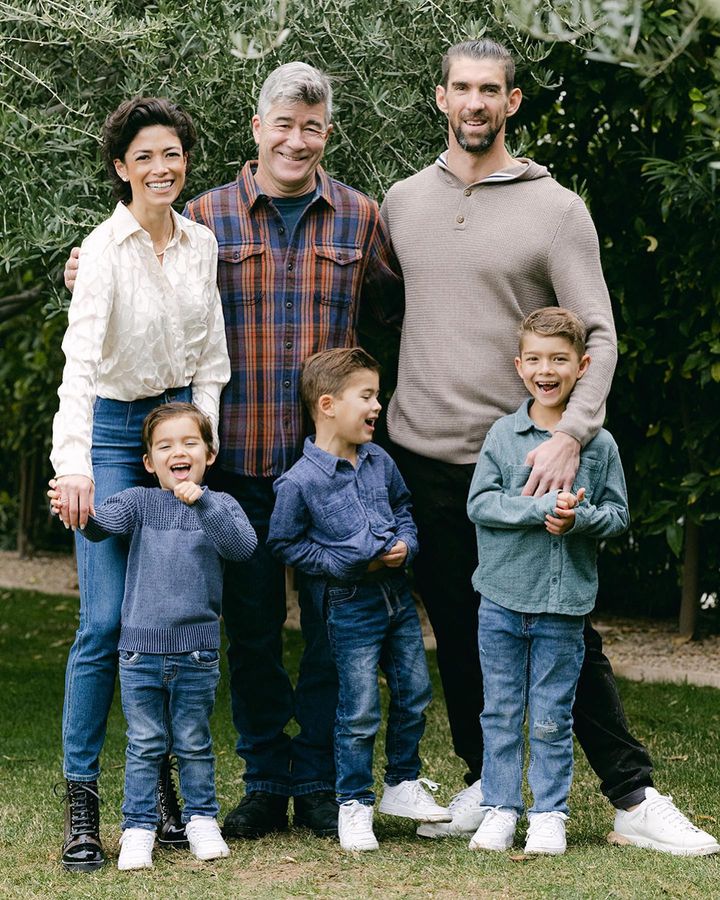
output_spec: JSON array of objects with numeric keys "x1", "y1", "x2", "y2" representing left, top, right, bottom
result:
[{"x1": 170, "y1": 462, "x2": 192, "y2": 479}]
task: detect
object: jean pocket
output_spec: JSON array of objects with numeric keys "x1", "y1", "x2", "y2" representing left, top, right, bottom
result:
[
  {"x1": 119, "y1": 650, "x2": 140, "y2": 665},
  {"x1": 326, "y1": 585, "x2": 357, "y2": 605},
  {"x1": 190, "y1": 649, "x2": 220, "y2": 667}
]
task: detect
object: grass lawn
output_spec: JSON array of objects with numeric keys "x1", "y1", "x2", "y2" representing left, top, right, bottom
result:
[{"x1": 1, "y1": 587, "x2": 719, "y2": 899}]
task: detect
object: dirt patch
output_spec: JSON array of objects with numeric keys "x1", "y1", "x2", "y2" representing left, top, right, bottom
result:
[{"x1": 2, "y1": 551, "x2": 719, "y2": 688}]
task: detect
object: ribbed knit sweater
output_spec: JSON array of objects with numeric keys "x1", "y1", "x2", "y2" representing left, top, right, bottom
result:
[
  {"x1": 381, "y1": 157, "x2": 617, "y2": 465},
  {"x1": 82, "y1": 486, "x2": 257, "y2": 653}
]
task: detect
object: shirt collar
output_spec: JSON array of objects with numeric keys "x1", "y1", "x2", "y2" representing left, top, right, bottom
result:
[
  {"x1": 513, "y1": 398, "x2": 552, "y2": 435},
  {"x1": 236, "y1": 160, "x2": 335, "y2": 211},
  {"x1": 435, "y1": 151, "x2": 530, "y2": 186},
  {"x1": 109, "y1": 202, "x2": 192, "y2": 247},
  {"x1": 302, "y1": 435, "x2": 372, "y2": 474}
]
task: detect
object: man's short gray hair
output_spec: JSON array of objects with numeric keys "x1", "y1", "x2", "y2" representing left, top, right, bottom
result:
[
  {"x1": 441, "y1": 39, "x2": 515, "y2": 92},
  {"x1": 256, "y1": 62, "x2": 333, "y2": 124}
]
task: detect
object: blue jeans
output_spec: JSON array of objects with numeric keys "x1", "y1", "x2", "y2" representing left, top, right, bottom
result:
[
  {"x1": 62, "y1": 387, "x2": 191, "y2": 781},
  {"x1": 207, "y1": 471, "x2": 337, "y2": 796},
  {"x1": 326, "y1": 574, "x2": 431, "y2": 805},
  {"x1": 478, "y1": 596, "x2": 585, "y2": 815},
  {"x1": 119, "y1": 650, "x2": 220, "y2": 829}
]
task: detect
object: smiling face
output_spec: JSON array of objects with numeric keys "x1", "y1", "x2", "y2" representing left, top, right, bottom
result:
[
  {"x1": 436, "y1": 56, "x2": 521, "y2": 156},
  {"x1": 143, "y1": 415, "x2": 216, "y2": 490},
  {"x1": 113, "y1": 124, "x2": 187, "y2": 215},
  {"x1": 515, "y1": 334, "x2": 590, "y2": 426},
  {"x1": 324, "y1": 368, "x2": 382, "y2": 452},
  {"x1": 251, "y1": 101, "x2": 331, "y2": 197}
]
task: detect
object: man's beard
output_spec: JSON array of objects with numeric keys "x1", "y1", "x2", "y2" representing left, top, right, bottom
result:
[{"x1": 452, "y1": 120, "x2": 502, "y2": 154}]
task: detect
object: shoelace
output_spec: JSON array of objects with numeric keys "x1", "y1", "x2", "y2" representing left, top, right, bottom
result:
[
  {"x1": 187, "y1": 820, "x2": 222, "y2": 848},
  {"x1": 345, "y1": 803, "x2": 373, "y2": 827},
  {"x1": 54, "y1": 782, "x2": 102, "y2": 835},
  {"x1": 644, "y1": 794, "x2": 701, "y2": 832},
  {"x1": 482, "y1": 807, "x2": 516, "y2": 831},
  {"x1": 121, "y1": 829, "x2": 155, "y2": 850},
  {"x1": 527, "y1": 813, "x2": 567, "y2": 839},
  {"x1": 158, "y1": 755, "x2": 182, "y2": 820}
]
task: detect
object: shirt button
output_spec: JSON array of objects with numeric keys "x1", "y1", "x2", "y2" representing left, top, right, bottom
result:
[
  {"x1": 464, "y1": 189, "x2": 472, "y2": 197},
  {"x1": 551, "y1": 577, "x2": 558, "y2": 584},
  {"x1": 278, "y1": 226, "x2": 285, "y2": 234},
  {"x1": 283, "y1": 380, "x2": 291, "y2": 388},
  {"x1": 285, "y1": 341, "x2": 292, "y2": 349},
  {"x1": 456, "y1": 215, "x2": 464, "y2": 224},
  {"x1": 288, "y1": 262, "x2": 293, "y2": 270},
  {"x1": 286, "y1": 301, "x2": 293, "y2": 309}
]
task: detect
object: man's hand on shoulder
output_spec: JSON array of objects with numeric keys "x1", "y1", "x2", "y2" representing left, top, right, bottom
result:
[
  {"x1": 64, "y1": 247, "x2": 80, "y2": 292},
  {"x1": 522, "y1": 431, "x2": 581, "y2": 497}
]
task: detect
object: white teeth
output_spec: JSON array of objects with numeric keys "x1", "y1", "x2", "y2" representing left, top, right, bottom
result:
[{"x1": 148, "y1": 181, "x2": 172, "y2": 189}]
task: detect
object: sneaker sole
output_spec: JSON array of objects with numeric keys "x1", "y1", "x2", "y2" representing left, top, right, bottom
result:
[
  {"x1": 607, "y1": 830, "x2": 720, "y2": 857},
  {"x1": 378, "y1": 804, "x2": 451, "y2": 822},
  {"x1": 524, "y1": 845, "x2": 566, "y2": 855},
  {"x1": 340, "y1": 841, "x2": 379, "y2": 852},
  {"x1": 416, "y1": 824, "x2": 476, "y2": 838}
]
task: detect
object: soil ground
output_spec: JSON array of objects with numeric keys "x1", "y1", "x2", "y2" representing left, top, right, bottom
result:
[{"x1": 2, "y1": 550, "x2": 719, "y2": 688}]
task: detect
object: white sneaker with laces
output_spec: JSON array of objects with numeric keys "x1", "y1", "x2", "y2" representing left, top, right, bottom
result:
[
  {"x1": 417, "y1": 778, "x2": 486, "y2": 838},
  {"x1": 338, "y1": 800, "x2": 379, "y2": 851},
  {"x1": 468, "y1": 807, "x2": 518, "y2": 851},
  {"x1": 378, "y1": 778, "x2": 451, "y2": 822},
  {"x1": 185, "y1": 815, "x2": 231, "y2": 861},
  {"x1": 608, "y1": 788, "x2": 720, "y2": 856},
  {"x1": 117, "y1": 827, "x2": 155, "y2": 870},
  {"x1": 524, "y1": 811, "x2": 568, "y2": 855}
]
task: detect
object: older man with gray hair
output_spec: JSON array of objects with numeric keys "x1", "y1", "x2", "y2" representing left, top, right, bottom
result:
[{"x1": 183, "y1": 62, "x2": 403, "y2": 839}]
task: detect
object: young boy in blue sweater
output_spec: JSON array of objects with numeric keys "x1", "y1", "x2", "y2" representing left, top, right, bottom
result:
[
  {"x1": 267, "y1": 347, "x2": 450, "y2": 852},
  {"x1": 61, "y1": 403, "x2": 257, "y2": 869},
  {"x1": 467, "y1": 308, "x2": 629, "y2": 856}
]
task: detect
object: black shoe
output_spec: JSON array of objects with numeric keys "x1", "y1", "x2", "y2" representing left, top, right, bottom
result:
[
  {"x1": 222, "y1": 791, "x2": 289, "y2": 839},
  {"x1": 157, "y1": 755, "x2": 188, "y2": 849},
  {"x1": 293, "y1": 791, "x2": 339, "y2": 837},
  {"x1": 58, "y1": 780, "x2": 106, "y2": 872}
]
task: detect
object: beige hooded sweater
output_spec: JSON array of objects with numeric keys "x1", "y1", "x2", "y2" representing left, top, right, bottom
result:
[{"x1": 381, "y1": 157, "x2": 617, "y2": 466}]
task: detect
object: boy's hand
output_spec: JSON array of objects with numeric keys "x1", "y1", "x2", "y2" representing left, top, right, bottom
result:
[
  {"x1": 379, "y1": 540, "x2": 408, "y2": 568},
  {"x1": 545, "y1": 487, "x2": 585, "y2": 535},
  {"x1": 64, "y1": 247, "x2": 80, "y2": 292},
  {"x1": 174, "y1": 481, "x2": 203, "y2": 505}
]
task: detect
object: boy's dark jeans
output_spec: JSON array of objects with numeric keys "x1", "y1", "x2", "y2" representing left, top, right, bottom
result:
[{"x1": 390, "y1": 443, "x2": 653, "y2": 809}]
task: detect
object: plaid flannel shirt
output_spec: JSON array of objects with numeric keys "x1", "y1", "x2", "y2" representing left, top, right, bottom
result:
[{"x1": 184, "y1": 161, "x2": 403, "y2": 477}]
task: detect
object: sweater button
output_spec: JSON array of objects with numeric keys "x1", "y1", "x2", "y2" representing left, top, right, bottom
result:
[
  {"x1": 456, "y1": 215, "x2": 464, "y2": 224},
  {"x1": 464, "y1": 189, "x2": 471, "y2": 197}
]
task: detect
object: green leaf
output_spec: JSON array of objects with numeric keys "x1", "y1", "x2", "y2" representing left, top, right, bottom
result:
[{"x1": 666, "y1": 523, "x2": 684, "y2": 558}]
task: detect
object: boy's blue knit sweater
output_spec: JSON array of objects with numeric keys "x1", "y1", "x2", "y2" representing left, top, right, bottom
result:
[{"x1": 82, "y1": 486, "x2": 257, "y2": 653}]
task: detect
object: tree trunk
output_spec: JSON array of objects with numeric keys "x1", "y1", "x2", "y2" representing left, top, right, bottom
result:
[
  {"x1": 17, "y1": 451, "x2": 37, "y2": 559},
  {"x1": 678, "y1": 516, "x2": 699, "y2": 640}
]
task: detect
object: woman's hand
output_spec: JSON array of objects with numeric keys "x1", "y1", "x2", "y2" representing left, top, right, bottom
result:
[{"x1": 51, "y1": 475, "x2": 95, "y2": 529}]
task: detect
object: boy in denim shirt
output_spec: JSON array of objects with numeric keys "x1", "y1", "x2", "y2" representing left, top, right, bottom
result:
[
  {"x1": 467, "y1": 309, "x2": 629, "y2": 856},
  {"x1": 268, "y1": 347, "x2": 450, "y2": 851}
]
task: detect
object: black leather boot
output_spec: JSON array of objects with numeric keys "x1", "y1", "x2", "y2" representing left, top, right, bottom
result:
[
  {"x1": 157, "y1": 755, "x2": 188, "y2": 848},
  {"x1": 222, "y1": 791, "x2": 289, "y2": 839},
  {"x1": 60, "y1": 780, "x2": 105, "y2": 872}
]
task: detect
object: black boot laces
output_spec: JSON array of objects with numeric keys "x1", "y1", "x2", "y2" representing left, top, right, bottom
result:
[
  {"x1": 55, "y1": 782, "x2": 102, "y2": 836},
  {"x1": 158, "y1": 755, "x2": 182, "y2": 820}
]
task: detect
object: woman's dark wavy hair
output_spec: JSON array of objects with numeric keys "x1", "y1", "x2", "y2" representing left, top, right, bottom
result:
[{"x1": 101, "y1": 97, "x2": 197, "y2": 203}]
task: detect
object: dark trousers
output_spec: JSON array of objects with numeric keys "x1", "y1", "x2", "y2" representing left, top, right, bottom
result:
[
  {"x1": 207, "y1": 469, "x2": 337, "y2": 797},
  {"x1": 390, "y1": 443, "x2": 653, "y2": 808}
]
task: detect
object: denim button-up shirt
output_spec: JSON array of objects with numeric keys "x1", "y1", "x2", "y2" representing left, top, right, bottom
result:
[
  {"x1": 467, "y1": 400, "x2": 629, "y2": 615},
  {"x1": 268, "y1": 437, "x2": 418, "y2": 582}
]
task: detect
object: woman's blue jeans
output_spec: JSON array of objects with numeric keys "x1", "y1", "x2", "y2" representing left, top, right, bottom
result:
[
  {"x1": 478, "y1": 596, "x2": 585, "y2": 816},
  {"x1": 326, "y1": 574, "x2": 431, "y2": 805},
  {"x1": 62, "y1": 388, "x2": 191, "y2": 782},
  {"x1": 119, "y1": 649, "x2": 220, "y2": 829}
]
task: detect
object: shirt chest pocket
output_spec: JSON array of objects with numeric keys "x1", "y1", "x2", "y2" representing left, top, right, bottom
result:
[
  {"x1": 369, "y1": 488, "x2": 394, "y2": 527},
  {"x1": 218, "y1": 243, "x2": 265, "y2": 307},
  {"x1": 505, "y1": 465, "x2": 532, "y2": 497},
  {"x1": 573, "y1": 458, "x2": 602, "y2": 500},
  {"x1": 320, "y1": 491, "x2": 366, "y2": 540},
  {"x1": 312, "y1": 243, "x2": 363, "y2": 307}
]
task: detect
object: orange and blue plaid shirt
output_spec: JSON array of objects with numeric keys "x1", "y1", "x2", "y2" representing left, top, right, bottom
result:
[{"x1": 184, "y1": 162, "x2": 403, "y2": 477}]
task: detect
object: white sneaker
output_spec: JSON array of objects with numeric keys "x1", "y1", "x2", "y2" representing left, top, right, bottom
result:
[
  {"x1": 468, "y1": 807, "x2": 518, "y2": 851},
  {"x1": 117, "y1": 827, "x2": 155, "y2": 870},
  {"x1": 417, "y1": 779, "x2": 486, "y2": 838},
  {"x1": 338, "y1": 800, "x2": 379, "y2": 852},
  {"x1": 185, "y1": 815, "x2": 230, "y2": 861},
  {"x1": 378, "y1": 778, "x2": 451, "y2": 822},
  {"x1": 608, "y1": 788, "x2": 720, "y2": 856},
  {"x1": 524, "y1": 812, "x2": 568, "y2": 855}
]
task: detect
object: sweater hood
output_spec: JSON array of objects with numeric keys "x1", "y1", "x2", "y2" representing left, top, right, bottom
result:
[{"x1": 435, "y1": 153, "x2": 551, "y2": 185}]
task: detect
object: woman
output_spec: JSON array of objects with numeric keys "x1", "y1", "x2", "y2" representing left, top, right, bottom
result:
[{"x1": 50, "y1": 97, "x2": 230, "y2": 872}]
